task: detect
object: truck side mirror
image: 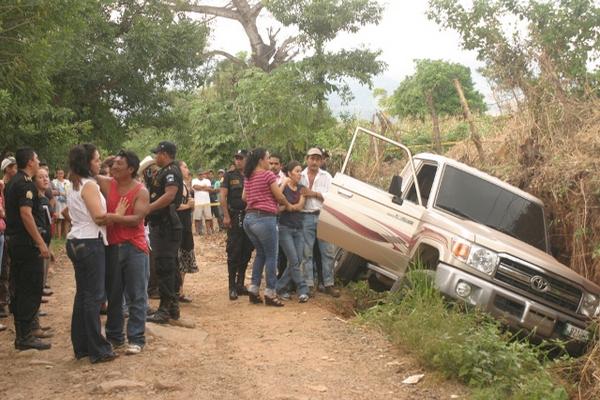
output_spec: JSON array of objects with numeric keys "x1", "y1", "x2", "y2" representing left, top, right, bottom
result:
[{"x1": 389, "y1": 175, "x2": 403, "y2": 205}]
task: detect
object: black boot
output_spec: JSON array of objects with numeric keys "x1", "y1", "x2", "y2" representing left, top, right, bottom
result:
[
  {"x1": 147, "y1": 298, "x2": 170, "y2": 324},
  {"x1": 168, "y1": 298, "x2": 180, "y2": 320},
  {"x1": 15, "y1": 321, "x2": 51, "y2": 351}
]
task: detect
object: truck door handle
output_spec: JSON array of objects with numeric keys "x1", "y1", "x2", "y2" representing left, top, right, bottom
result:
[{"x1": 338, "y1": 188, "x2": 353, "y2": 198}]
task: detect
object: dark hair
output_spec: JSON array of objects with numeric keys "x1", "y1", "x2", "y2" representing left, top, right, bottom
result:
[
  {"x1": 269, "y1": 153, "x2": 282, "y2": 162},
  {"x1": 117, "y1": 149, "x2": 140, "y2": 178},
  {"x1": 243, "y1": 147, "x2": 267, "y2": 179},
  {"x1": 15, "y1": 147, "x2": 36, "y2": 169},
  {"x1": 69, "y1": 143, "x2": 97, "y2": 180},
  {"x1": 285, "y1": 160, "x2": 301, "y2": 175}
]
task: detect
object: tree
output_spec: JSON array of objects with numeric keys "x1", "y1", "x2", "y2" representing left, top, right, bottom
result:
[
  {"x1": 427, "y1": 0, "x2": 600, "y2": 103},
  {"x1": 265, "y1": 0, "x2": 386, "y2": 121},
  {"x1": 390, "y1": 59, "x2": 486, "y2": 152},
  {"x1": 0, "y1": 0, "x2": 209, "y2": 167},
  {"x1": 168, "y1": 0, "x2": 298, "y2": 71}
]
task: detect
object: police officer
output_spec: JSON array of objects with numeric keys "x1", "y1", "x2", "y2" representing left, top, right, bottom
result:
[
  {"x1": 146, "y1": 141, "x2": 184, "y2": 324},
  {"x1": 4, "y1": 147, "x2": 51, "y2": 350},
  {"x1": 221, "y1": 149, "x2": 254, "y2": 300}
]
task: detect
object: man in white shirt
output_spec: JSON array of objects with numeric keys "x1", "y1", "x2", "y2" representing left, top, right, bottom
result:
[
  {"x1": 300, "y1": 147, "x2": 340, "y2": 297},
  {"x1": 191, "y1": 170, "x2": 214, "y2": 235}
]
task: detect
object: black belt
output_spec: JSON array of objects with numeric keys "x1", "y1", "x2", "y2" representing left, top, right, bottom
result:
[
  {"x1": 304, "y1": 210, "x2": 320, "y2": 215},
  {"x1": 246, "y1": 209, "x2": 277, "y2": 216}
]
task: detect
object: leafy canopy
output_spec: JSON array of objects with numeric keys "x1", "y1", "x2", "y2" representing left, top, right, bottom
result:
[{"x1": 390, "y1": 59, "x2": 486, "y2": 120}]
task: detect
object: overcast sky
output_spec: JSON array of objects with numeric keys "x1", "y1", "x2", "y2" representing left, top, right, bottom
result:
[{"x1": 207, "y1": 1, "x2": 492, "y2": 117}]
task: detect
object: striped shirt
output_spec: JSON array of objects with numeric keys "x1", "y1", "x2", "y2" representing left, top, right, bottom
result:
[{"x1": 245, "y1": 170, "x2": 278, "y2": 214}]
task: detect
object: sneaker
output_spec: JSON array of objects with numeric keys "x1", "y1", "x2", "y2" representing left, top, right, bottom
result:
[
  {"x1": 125, "y1": 344, "x2": 142, "y2": 355},
  {"x1": 298, "y1": 294, "x2": 309, "y2": 303},
  {"x1": 278, "y1": 292, "x2": 291, "y2": 301},
  {"x1": 147, "y1": 310, "x2": 170, "y2": 324},
  {"x1": 323, "y1": 286, "x2": 340, "y2": 298}
]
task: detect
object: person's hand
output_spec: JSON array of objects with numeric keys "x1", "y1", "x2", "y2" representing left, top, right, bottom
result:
[
  {"x1": 115, "y1": 197, "x2": 129, "y2": 216},
  {"x1": 223, "y1": 215, "x2": 231, "y2": 229},
  {"x1": 38, "y1": 242, "x2": 50, "y2": 259}
]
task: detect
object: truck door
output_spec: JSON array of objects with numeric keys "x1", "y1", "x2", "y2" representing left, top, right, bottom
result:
[{"x1": 317, "y1": 127, "x2": 427, "y2": 273}]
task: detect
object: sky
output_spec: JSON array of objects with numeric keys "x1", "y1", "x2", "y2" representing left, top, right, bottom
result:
[{"x1": 206, "y1": 1, "x2": 492, "y2": 118}]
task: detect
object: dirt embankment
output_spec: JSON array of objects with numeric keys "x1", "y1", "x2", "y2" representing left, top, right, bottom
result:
[{"x1": 0, "y1": 233, "x2": 466, "y2": 400}]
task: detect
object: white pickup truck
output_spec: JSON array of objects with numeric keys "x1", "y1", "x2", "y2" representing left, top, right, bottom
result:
[{"x1": 318, "y1": 127, "x2": 599, "y2": 352}]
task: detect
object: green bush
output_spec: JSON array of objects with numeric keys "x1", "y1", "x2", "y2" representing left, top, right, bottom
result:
[{"x1": 356, "y1": 268, "x2": 569, "y2": 400}]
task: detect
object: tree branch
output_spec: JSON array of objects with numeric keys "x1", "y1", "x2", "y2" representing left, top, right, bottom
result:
[
  {"x1": 205, "y1": 50, "x2": 247, "y2": 66},
  {"x1": 166, "y1": 1, "x2": 239, "y2": 20}
]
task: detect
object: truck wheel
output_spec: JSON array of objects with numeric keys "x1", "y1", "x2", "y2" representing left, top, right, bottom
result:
[{"x1": 333, "y1": 248, "x2": 367, "y2": 285}]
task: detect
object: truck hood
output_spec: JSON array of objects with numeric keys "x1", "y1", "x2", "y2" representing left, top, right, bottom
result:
[{"x1": 433, "y1": 211, "x2": 600, "y2": 294}]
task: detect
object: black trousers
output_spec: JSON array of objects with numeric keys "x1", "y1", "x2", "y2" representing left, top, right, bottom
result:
[
  {"x1": 150, "y1": 224, "x2": 181, "y2": 315},
  {"x1": 8, "y1": 238, "x2": 43, "y2": 335},
  {"x1": 226, "y1": 210, "x2": 254, "y2": 290}
]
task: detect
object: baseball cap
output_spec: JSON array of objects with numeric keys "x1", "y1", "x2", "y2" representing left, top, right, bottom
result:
[
  {"x1": 218, "y1": 168, "x2": 225, "y2": 173},
  {"x1": 306, "y1": 147, "x2": 323, "y2": 157},
  {"x1": 234, "y1": 149, "x2": 248, "y2": 158},
  {"x1": 151, "y1": 141, "x2": 177, "y2": 157},
  {"x1": 1, "y1": 156, "x2": 16, "y2": 172}
]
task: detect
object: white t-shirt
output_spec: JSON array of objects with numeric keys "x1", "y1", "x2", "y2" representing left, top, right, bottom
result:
[
  {"x1": 192, "y1": 177, "x2": 211, "y2": 205},
  {"x1": 300, "y1": 168, "x2": 332, "y2": 212}
]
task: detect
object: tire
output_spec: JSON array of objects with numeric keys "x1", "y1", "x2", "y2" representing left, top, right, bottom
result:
[{"x1": 333, "y1": 248, "x2": 367, "y2": 285}]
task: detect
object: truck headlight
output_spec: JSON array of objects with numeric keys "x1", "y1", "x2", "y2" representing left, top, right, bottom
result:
[
  {"x1": 579, "y1": 292, "x2": 600, "y2": 318},
  {"x1": 451, "y1": 238, "x2": 499, "y2": 276}
]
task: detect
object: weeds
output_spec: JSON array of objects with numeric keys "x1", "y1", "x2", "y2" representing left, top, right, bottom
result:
[{"x1": 350, "y1": 269, "x2": 570, "y2": 399}]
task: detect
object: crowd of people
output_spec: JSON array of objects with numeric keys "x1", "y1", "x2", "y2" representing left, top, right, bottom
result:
[{"x1": 0, "y1": 141, "x2": 340, "y2": 363}]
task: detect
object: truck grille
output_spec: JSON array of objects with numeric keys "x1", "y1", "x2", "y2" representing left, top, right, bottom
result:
[{"x1": 494, "y1": 257, "x2": 582, "y2": 313}]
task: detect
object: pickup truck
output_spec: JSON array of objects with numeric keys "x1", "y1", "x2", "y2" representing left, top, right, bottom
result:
[{"x1": 318, "y1": 127, "x2": 599, "y2": 352}]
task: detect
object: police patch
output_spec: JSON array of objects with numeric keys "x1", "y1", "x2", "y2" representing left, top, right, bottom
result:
[
  {"x1": 25, "y1": 190, "x2": 33, "y2": 199},
  {"x1": 166, "y1": 174, "x2": 175, "y2": 183}
]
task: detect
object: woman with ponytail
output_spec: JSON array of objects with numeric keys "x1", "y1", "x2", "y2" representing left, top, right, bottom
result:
[{"x1": 242, "y1": 148, "x2": 291, "y2": 307}]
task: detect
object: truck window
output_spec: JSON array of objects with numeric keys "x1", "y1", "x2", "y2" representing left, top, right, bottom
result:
[
  {"x1": 435, "y1": 165, "x2": 548, "y2": 252},
  {"x1": 405, "y1": 163, "x2": 437, "y2": 205}
]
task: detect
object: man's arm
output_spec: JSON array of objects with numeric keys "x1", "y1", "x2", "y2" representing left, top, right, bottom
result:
[
  {"x1": 147, "y1": 186, "x2": 177, "y2": 214},
  {"x1": 20, "y1": 206, "x2": 49, "y2": 258},
  {"x1": 95, "y1": 174, "x2": 112, "y2": 196}
]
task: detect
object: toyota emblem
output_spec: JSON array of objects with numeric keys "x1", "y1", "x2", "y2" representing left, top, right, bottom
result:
[{"x1": 530, "y1": 275, "x2": 550, "y2": 293}]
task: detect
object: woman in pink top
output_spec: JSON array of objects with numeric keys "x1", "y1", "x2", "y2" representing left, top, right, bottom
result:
[{"x1": 242, "y1": 148, "x2": 291, "y2": 307}]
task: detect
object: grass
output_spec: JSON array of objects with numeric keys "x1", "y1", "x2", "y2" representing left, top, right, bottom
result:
[{"x1": 348, "y1": 269, "x2": 571, "y2": 400}]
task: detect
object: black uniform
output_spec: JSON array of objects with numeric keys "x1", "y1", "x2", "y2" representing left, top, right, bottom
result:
[
  {"x1": 222, "y1": 169, "x2": 254, "y2": 292},
  {"x1": 5, "y1": 170, "x2": 45, "y2": 342},
  {"x1": 147, "y1": 162, "x2": 183, "y2": 319}
]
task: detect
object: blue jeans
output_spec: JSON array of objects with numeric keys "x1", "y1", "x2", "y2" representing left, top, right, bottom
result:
[
  {"x1": 106, "y1": 243, "x2": 149, "y2": 347},
  {"x1": 301, "y1": 213, "x2": 335, "y2": 287},
  {"x1": 66, "y1": 238, "x2": 113, "y2": 362},
  {"x1": 243, "y1": 212, "x2": 278, "y2": 297},
  {"x1": 277, "y1": 224, "x2": 308, "y2": 296},
  {"x1": 0, "y1": 233, "x2": 4, "y2": 276}
]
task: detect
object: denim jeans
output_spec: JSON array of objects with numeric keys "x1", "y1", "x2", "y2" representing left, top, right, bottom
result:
[
  {"x1": 243, "y1": 212, "x2": 278, "y2": 297},
  {"x1": 106, "y1": 243, "x2": 149, "y2": 347},
  {"x1": 277, "y1": 224, "x2": 308, "y2": 296},
  {"x1": 66, "y1": 238, "x2": 113, "y2": 362},
  {"x1": 0, "y1": 233, "x2": 4, "y2": 276},
  {"x1": 301, "y1": 213, "x2": 335, "y2": 287}
]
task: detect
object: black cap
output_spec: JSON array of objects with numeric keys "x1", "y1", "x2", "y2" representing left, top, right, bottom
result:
[
  {"x1": 234, "y1": 149, "x2": 248, "y2": 158},
  {"x1": 151, "y1": 141, "x2": 177, "y2": 157}
]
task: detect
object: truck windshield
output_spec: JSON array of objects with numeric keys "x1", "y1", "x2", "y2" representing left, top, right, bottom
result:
[{"x1": 435, "y1": 165, "x2": 548, "y2": 252}]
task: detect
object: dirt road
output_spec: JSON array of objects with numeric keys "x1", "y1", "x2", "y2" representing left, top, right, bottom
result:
[{"x1": 1, "y1": 233, "x2": 465, "y2": 399}]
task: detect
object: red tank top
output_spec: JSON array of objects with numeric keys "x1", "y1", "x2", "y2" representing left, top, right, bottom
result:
[{"x1": 106, "y1": 179, "x2": 148, "y2": 253}]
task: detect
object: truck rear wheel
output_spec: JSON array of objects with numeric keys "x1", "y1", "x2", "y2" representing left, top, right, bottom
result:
[{"x1": 333, "y1": 248, "x2": 367, "y2": 285}]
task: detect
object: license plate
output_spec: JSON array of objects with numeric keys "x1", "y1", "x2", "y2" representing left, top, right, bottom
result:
[{"x1": 562, "y1": 323, "x2": 590, "y2": 342}]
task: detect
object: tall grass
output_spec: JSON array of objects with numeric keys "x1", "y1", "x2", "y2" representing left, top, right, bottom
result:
[{"x1": 350, "y1": 270, "x2": 570, "y2": 399}]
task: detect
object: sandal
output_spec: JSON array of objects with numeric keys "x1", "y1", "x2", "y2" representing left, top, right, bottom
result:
[
  {"x1": 265, "y1": 296, "x2": 284, "y2": 307},
  {"x1": 249, "y1": 292, "x2": 263, "y2": 304}
]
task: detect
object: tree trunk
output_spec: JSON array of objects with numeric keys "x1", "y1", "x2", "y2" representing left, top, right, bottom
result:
[
  {"x1": 425, "y1": 92, "x2": 442, "y2": 153},
  {"x1": 453, "y1": 78, "x2": 485, "y2": 162},
  {"x1": 170, "y1": 0, "x2": 298, "y2": 72}
]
